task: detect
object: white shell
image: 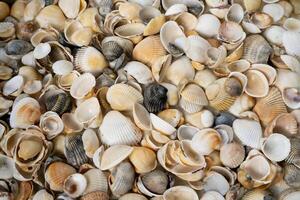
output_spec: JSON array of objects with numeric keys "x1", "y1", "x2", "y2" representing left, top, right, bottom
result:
[
  {"x1": 165, "y1": 4, "x2": 187, "y2": 16},
  {"x1": 200, "y1": 191, "x2": 224, "y2": 200},
  {"x1": 163, "y1": 186, "x2": 199, "y2": 200},
  {"x1": 150, "y1": 113, "x2": 176, "y2": 135},
  {"x1": 263, "y1": 26, "x2": 285, "y2": 46},
  {"x1": 82, "y1": 129, "x2": 100, "y2": 158},
  {"x1": 99, "y1": 111, "x2": 142, "y2": 146},
  {"x1": 100, "y1": 145, "x2": 133, "y2": 170},
  {"x1": 39, "y1": 111, "x2": 64, "y2": 140},
  {"x1": 63, "y1": 173, "x2": 87, "y2": 198},
  {"x1": 83, "y1": 168, "x2": 108, "y2": 194},
  {"x1": 184, "y1": 35, "x2": 211, "y2": 63},
  {"x1": 124, "y1": 61, "x2": 153, "y2": 84},
  {"x1": 232, "y1": 119, "x2": 262, "y2": 148},
  {"x1": 32, "y1": 189, "x2": 54, "y2": 200},
  {"x1": 203, "y1": 172, "x2": 230, "y2": 195},
  {"x1": 262, "y1": 3, "x2": 284, "y2": 22},
  {"x1": 52, "y1": 60, "x2": 74, "y2": 75},
  {"x1": 70, "y1": 73, "x2": 96, "y2": 99},
  {"x1": 74, "y1": 97, "x2": 100, "y2": 124},
  {"x1": 33, "y1": 43, "x2": 51, "y2": 59},
  {"x1": 225, "y1": 3, "x2": 244, "y2": 24},
  {"x1": 282, "y1": 31, "x2": 300, "y2": 57},
  {"x1": 283, "y1": 18, "x2": 300, "y2": 32},
  {"x1": 196, "y1": 14, "x2": 221, "y2": 38},
  {"x1": 3, "y1": 75, "x2": 24, "y2": 96}
]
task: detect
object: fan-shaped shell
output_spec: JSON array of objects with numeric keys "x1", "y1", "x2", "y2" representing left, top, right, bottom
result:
[
  {"x1": 124, "y1": 61, "x2": 153, "y2": 85},
  {"x1": 245, "y1": 70, "x2": 269, "y2": 98},
  {"x1": 82, "y1": 129, "x2": 100, "y2": 158},
  {"x1": 150, "y1": 113, "x2": 176, "y2": 135},
  {"x1": 84, "y1": 169, "x2": 108, "y2": 194},
  {"x1": 32, "y1": 189, "x2": 54, "y2": 200},
  {"x1": 196, "y1": 14, "x2": 221, "y2": 38},
  {"x1": 74, "y1": 97, "x2": 101, "y2": 124},
  {"x1": 35, "y1": 5, "x2": 66, "y2": 31},
  {"x1": 220, "y1": 143, "x2": 245, "y2": 168},
  {"x1": 64, "y1": 134, "x2": 89, "y2": 167}
]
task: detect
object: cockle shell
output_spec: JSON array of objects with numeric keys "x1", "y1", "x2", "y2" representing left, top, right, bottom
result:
[
  {"x1": 63, "y1": 173, "x2": 87, "y2": 198},
  {"x1": 251, "y1": 64, "x2": 277, "y2": 85},
  {"x1": 184, "y1": 110, "x2": 214, "y2": 129},
  {"x1": 82, "y1": 129, "x2": 100, "y2": 158},
  {"x1": 262, "y1": 3, "x2": 284, "y2": 22},
  {"x1": 232, "y1": 119, "x2": 262, "y2": 148},
  {"x1": 263, "y1": 25, "x2": 285, "y2": 46},
  {"x1": 58, "y1": 0, "x2": 85, "y2": 19},
  {"x1": 160, "y1": 82, "x2": 178, "y2": 106},
  {"x1": 284, "y1": 164, "x2": 300, "y2": 188},
  {"x1": 203, "y1": 171, "x2": 230, "y2": 195},
  {"x1": 35, "y1": 5, "x2": 66, "y2": 31},
  {"x1": 114, "y1": 23, "x2": 146, "y2": 44},
  {"x1": 184, "y1": 35, "x2": 211, "y2": 63},
  {"x1": 158, "y1": 109, "x2": 183, "y2": 128},
  {"x1": 132, "y1": 103, "x2": 151, "y2": 131},
  {"x1": 23, "y1": 0, "x2": 45, "y2": 22},
  {"x1": 2, "y1": 75, "x2": 24, "y2": 96},
  {"x1": 80, "y1": 191, "x2": 109, "y2": 200},
  {"x1": 99, "y1": 111, "x2": 142, "y2": 146},
  {"x1": 129, "y1": 147, "x2": 157, "y2": 173},
  {"x1": 70, "y1": 73, "x2": 96, "y2": 99},
  {"x1": 220, "y1": 143, "x2": 245, "y2": 168},
  {"x1": 64, "y1": 134, "x2": 89, "y2": 167},
  {"x1": 62, "y1": 113, "x2": 84, "y2": 134},
  {"x1": 74, "y1": 97, "x2": 101, "y2": 124},
  {"x1": 265, "y1": 113, "x2": 298, "y2": 138},
  {"x1": 225, "y1": 3, "x2": 244, "y2": 24},
  {"x1": 42, "y1": 87, "x2": 71, "y2": 115},
  {"x1": 124, "y1": 61, "x2": 153, "y2": 85},
  {"x1": 64, "y1": 20, "x2": 93, "y2": 46},
  {"x1": 163, "y1": 186, "x2": 199, "y2": 200},
  {"x1": 283, "y1": 18, "x2": 300, "y2": 32},
  {"x1": 143, "y1": 82, "x2": 168, "y2": 113},
  {"x1": 77, "y1": 7, "x2": 102, "y2": 32},
  {"x1": 0, "y1": 65, "x2": 13, "y2": 81},
  {"x1": 196, "y1": 14, "x2": 221, "y2": 38},
  {"x1": 84, "y1": 168, "x2": 108, "y2": 194},
  {"x1": 100, "y1": 145, "x2": 133, "y2": 170},
  {"x1": 194, "y1": 69, "x2": 217, "y2": 89},
  {"x1": 241, "y1": 189, "x2": 273, "y2": 200},
  {"x1": 32, "y1": 189, "x2": 54, "y2": 200},
  {"x1": 245, "y1": 70, "x2": 269, "y2": 98}
]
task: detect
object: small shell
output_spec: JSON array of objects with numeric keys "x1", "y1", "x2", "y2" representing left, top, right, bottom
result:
[
  {"x1": 0, "y1": 155, "x2": 14, "y2": 179},
  {"x1": 114, "y1": 23, "x2": 145, "y2": 44},
  {"x1": 99, "y1": 111, "x2": 142, "y2": 146},
  {"x1": 203, "y1": 172, "x2": 230, "y2": 195},
  {"x1": 284, "y1": 164, "x2": 300, "y2": 188},
  {"x1": 0, "y1": 2, "x2": 9, "y2": 21},
  {"x1": 70, "y1": 73, "x2": 96, "y2": 99},
  {"x1": 109, "y1": 161, "x2": 135, "y2": 197},
  {"x1": 243, "y1": 34, "x2": 273, "y2": 64},
  {"x1": 243, "y1": 0, "x2": 262, "y2": 12},
  {"x1": 196, "y1": 14, "x2": 221, "y2": 38},
  {"x1": 158, "y1": 109, "x2": 183, "y2": 128},
  {"x1": 3, "y1": 75, "x2": 24, "y2": 96},
  {"x1": 52, "y1": 60, "x2": 74, "y2": 75},
  {"x1": 63, "y1": 173, "x2": 87, "y2": 198},
  {"x1": 143, "y1": 82, "x2": 168, "y2": 113},
  {"x1": 124, "y1": 61, "x2": 153, "y2": 85},
  {"x1": 200, "y1": 191, "x2": 224, "y2": 200},
  {"x1": 32, "y1": 189, "x2": 54, "y2": 200},
  {"x1": 100, "y1": 145, "x2": 133, "y2": 170},
  {"x1": 62, "y1": 113, "x2": 83, "y2": 134},
  {"x1": 5, "y1": 39, "x2": 33, "y2": 59},
  {"x1": 74, "y1": 97, "x2": 101, "y2": 124},
  {"x1": 58, "y1": 0, "x2": 83, "y2": 18},
  {"x1": 251, "y1": 12, "x2": 273, "y2": 29},
  {"x1": 263, "y1": 25, "x2": 285, "y2": 47},
  {"x1": 82, "y1": 129, "x2": 100, "y2": 158},
  {"x1": 282, "y1": 31, "x2": 300, "y2": 59},
  {"x1": 241, "y1": 189, "x2": 273, "y2": 200},
  {"x1": 218, "y1": 21, "x2": 245, "y2": 44},
  {"x1": 64, "y1": 134, "x2": 89, "y2": 167},
  {"x1": 150, "y1": 113, "x2": 176, "y2": 135},
  {"x1": 163, "y1": 186, "x2": 198, "y2": 200},
  {"x1": 0, "y1": 65, "x2": 13, "y2": 80},
  {"x1": 283, "y1": 18, "x2": 300, "y2": 32},
  {"x1": 129, "y1": 147, "x2": 157, "y2": 173},
  {"x1": 80, "y1": 191, "x2": 109, "y2": 200},
  {"x1": 133, "y1": 35, "x2": 167, "y2": 66},
  {"x1": 165, "y1": 4, "x2": 187, "y2": 16},
  {"x1": 262, "y1": 3, "x2": 284, "y2": 22},
  {"x1": 265, "y1": 113, "x2": 298, "y2": 138},
  {"x1": 45, "y1": 162, "x2": 76, "y2": 192},
  {"x1": 245, "y1": 70, "x2": 269, "y2": 98},
  {"x1": 176, "y1": 12, "x2": 197, "y2": 31},
  {"x1": 194, "y1": 69, "x2": 217, "y2": 89},
  {"x1": 253, "y1": 87, "x2": 287, "y2": 127},
  {"x1": 39, "y1": 111, "x2": 64, "y2": 140},
  {"x1": 184, "y1": 35, "x2": 211, "y2": 63},
  {"x1": 232, "y1": 119, "x2": 262, "y2": 148},
  {"x1": 214, "y1": 112, "x2": 236, "y2": 126},
  {"x1": 35, "y1": 5, "x2": 66, "y2": 31},
  {"x1": 160, "y1": 82, "x2": 178, "y2": 106},
  {"x1": 84, "y1": 168, "x2": 108, "y2": 194},
  {"x1": 77, "y1": 7, "x2": 102, "y2": 32},
  {"x1": 220, "y1": 143, "x2": 245, "y2": 168},
  {"x1": 229, "y1": 93, "x2": 256, "y2": 116},
  {"x1": 225, "y1": 4, "x2": 244, "y2": 24},
  {"x1": 132, "y1": 103, "x2": 151, "y2": 131},
  {"x1": 0, "y1": 22, "x2": 15, "y2": 39},
  {"x1": 120, "y1": 193, "x2": 147, "y2": 200}
]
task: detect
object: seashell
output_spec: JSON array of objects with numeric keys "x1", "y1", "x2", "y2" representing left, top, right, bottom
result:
[
  {"x1": 23, "y1": 0, "x2": 45, "y2": 22},
  {"x1": 245, "y1": 70, "x2": 269, "y2": 98},
  {"x1": 133, "y1": 35, "x2": 167, "y2": 66},
  {"x1": 191, "y1": 128, "x2": 222, "y2": 155},
  {"x1": 109, "y1": 161, "x2": 135, "y2": 197},
  {"x1": 92, "y1": 145, "x2": 105, "y2": 169},
  {"x1": 64, "y1": 134, "x2": 89, "y2": 167},
  {"x1": 194, "y1": 69, "x2": 217, "y2": 89},
  {"x1": 0, "y1": 155, "x2": 14, "y2": 179},
  {"x1": 251, "y1": 12, "x2": 273, "y2": 29},
  {"x1": 124, "y1": 61, "x2": 153, "y2": 85},
  {"x1": 0, "y1": 65, "x2": 13, "y2": 81},
  {"x1": 150, "y1": 113, "x2": 176, "y2": 135},
  {"x1": 176, "y1": 12, "x2": 197, "y2": 31},
  {"x1": 74, "y1": 97, "x2": 101, "y2": 124},
  {"x1": 203, "y1": 171, "x2": 230, "y2": 196},
  {"x1": 214, "y1": 112, "x2": 236, "y2": 126},
  {"x1": 52, "y1": 60, "x2": 74, "y2": 75},
  {"x1": 159, "y1": 82, "x2": 178, "y2": 106},
  {"x1": 10, "y1": 0, "x2": 26, "y2": 21},
  {"x1": 82, "y1": 129, "x2": 100, "y2": 158},
  {"x1": 160, "y1": 21, "x2": 186, "y2": 57},
  {"x1": 177, "y1": 125, "x2": 199, "y2": 141},
  {"x1": 70, "y1": 73, "x2": 96, "y2": 99},
  {"x1": 16, "y1": 21, "x2": 39, "y2": 41},
  {"x1": 284, "y1": 164, "x2": 300, "y2": 188},
  {"x1": 225, "y1": 4, "x2": 244, "y2": 24},
  {"x1": 241, "y1": 189, "x2": 273, "y2": 200},
  {"x1": 163, "y1": 186, "x2": 199, "y2": 200},
  {"x1": 45, "y1": 161, "x2": 76, "y2": 192},
  {"x1": 220, "y1": 142, "x2": 245, "y2": 168},
  {"x1": 165, "y1": 4, "x2": 187, "y2": 16},
  {"x1": 84, "y1": 168, "x2": 107, "y2": 195},
  {"x1": 151, "y1": 54, "x2": 172, "y2": 83},
  {"x1": 263, "y1": 25, "x2": 285, "y2": 46},
  {"x1": 143, "y1": 82, "x2": 168, "y2": 113},
  {"x1": 0, "y1": 2, "x2": 9, "y2": 21},
  {"x1": 282, "y1": 31, "x2": 300, "y2": 58},
  {"x1": 58, "y1": 0, "x2": 85, "y2": 19},
  {"x1": 33, "y1": 42, "x2": 51, "y2": 60},
  {"x1": 129, "y1": 147, "x2": 157, "y2": 173},
  {"x1": 5, "y1": 39, "x2": 33, "y2": 59},
  {"x1": 119, "y1": 2, "x2": 142, "y2": 20},
  {"x1": 206, "y1": 46, "x2": 227, "y2": 69},
  {"x1": 243, "y1": 34, "x2": 273, "y2": 64},
  {"x1": 225, "y1": 73, "x2": 247, "y2": 97},
  {"x1": 39, "y1": 111, "x2": 64, "y2": 140},
  {"x1": 9, "y1": 97, "x2": 41, "y2": 129},
  {"x1": 232, "y1": 119, "x2": 262, "y2": 148},
  {"x1": 120, "y1": 193, "x2": 148, "y2": 200},
  {"x1": 114, "y1": 23, "x2": 146, "y2": 44},
  {"x1": 253, "y1": 87, "x2": 287, "y2": 127},
  {"x1": 32, "y1": 189, "x2": 54, "y2": 200},
  {"x1": 251, "y1": 64, "x2": 277, "y2": 85},
  {"x1": 228, "y1": 93, "x2": 255, "y2": 116},
  {"x1": 158, "y1": 109, "x2": 183, "y2": 128},
  {"x1": 3, "y1": 75, "x2": 24, "y2": 96},
  {"x1": 35, "y1": 5, "x2": 66, "y2": 31},
  {"x1": 74, "y1": 46, "x2": 108, "y2": 75},
  {"x1": 80, "y1": 191, "x2": 109, "y2": 200},
  {"x1": 265, "y1": 113, "x2": 298, "y2": 138},
  {"x1": 64, "y1": 20, "x2": 93, "y2": 46},
  {"x1": 63, "y1": 173, "x2": 87, "y2": 198},
  {"x1": 218, "y1": 21, "x2": 245, "y2": 47},
  {"x1": 184, "y1": 35, "x2": 211, "y2": 63},
  {"x1": 205, "y1": 78, "x2": 236, "y2": 111},
  {"x1": 106, "y1": 83, "x2": 143, "y2": 111},
  {"x1": 30, "y1": 28, "x2": 59, "y2": 47},
  {"x1": 132, "y1": 103, "x2": 151, "y2": 131},
  {"x1": 243, "y1": 0, "x2": 261, "y2": 12},
  {"x1": 100, "y1": 145, "x2": 133, "y2": 170},
  {"x1": 200, "y1": 191, "x2": 224, "y2": 200},
  {"x1": 215, "y1": 124, "x2": 234, "y2": 145},
  {"x1": 283, "y1": 18, "x2": 300, "y2": 32},
  {"x1": 77, "y1": 7, "x2": 102, "y2": 33},
  {"x1": 183, "y1": 110, "x2": 213, "y2": 129},
  {"x1": 42, "y1": 88, "x2": 71, "y2": 116},
  {"x1": 262, "y1": 3, "x2": 284, "y2": 22},
  {"x1": 0, "y1": 22, "x2": 15, "y2": 39}
]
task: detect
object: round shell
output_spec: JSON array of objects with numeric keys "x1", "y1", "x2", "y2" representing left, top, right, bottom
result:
[
  {"x1": 63, "y1": 173, "x2": 87, "y2": 198},
  {"x1": 129, "y1": 147, "x2": 157, "y2": 173},
  {"x1": 220, "y1": 143, "x2": 245, "y2": 168}
]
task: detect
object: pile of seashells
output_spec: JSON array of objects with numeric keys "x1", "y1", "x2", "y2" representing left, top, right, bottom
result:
[{"x1": 0, "y1": 0, "x2": 300, "y2": 199}]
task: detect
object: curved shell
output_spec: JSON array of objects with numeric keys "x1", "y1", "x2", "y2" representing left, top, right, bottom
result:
[
  {"x1": 245, "y1": 70, "x2": 269, "y2": 98},
  {"x1": 63, "y1": 173, "x2": 87, "y2": 198},
  {"x1": 143, "y1": 82, "x2": 168, "y2": 113},
  {"x1": 70, "y1": 73, "x2": 96, "y2": 99},
  {"x1": 82, "y1": 129, "x2": 100, "y2": 158},
  {"x1": 263, "y1": 25, "x2": 285, "y2": 46},
  {"x1": 163, "y1": 186, "x2": 199, "y2": 200},
  {"x1": 200, "y1": 191, "x2": 224, "y2": 200},
  {"x1": 120, "y1": 193, "x2": 147, "y2": 200},
  {"x1": 132, "y1": 103, "x2": 151, "y2": 131},
  {"x1": 284, "y1": 164, "x2": 300, "y2": 188},
  {"x1": 80, "y1": 191, "x2": 109, "y2": 200},
  {"x1": 220, "y1": 142, "x2": 245, "y2": 168},
  {"x1": 35, "y1": 5, "x2": 66, "y2": 31},
  {"x1": 129, "y1": 147, "x2": 157, "y2": 173},
  {"x1": 158, "y1": 109, "x2": 183, "y2": 128},
  {"x1": 74, "y1": 97, "x2": 101, "y2": 124},
  {"x1": 32, "y1": 189, "x2": 54, "y2": 200},
  {"x1": 203, "y1": 172, "x2": 230, "y2": 195},
  {"x1": 64, "y1": 134, "x2": 89, "y2": 167},
  {"x1": 184, "y1": 35, "x2": 211, "y2": 63},
  {"x1": 99, "y1": 111, "x2": 142, "y2": 146},
  {"x1": 150, "y1": 113, "x2": 176, "y2": 135},
  {"x1": 84, "y1": 169, "x2": 108, "y2": 194},
  {"x1": 184, "y1": 110, "x2": 214, "y2": 129},
  {"x1": 124, "y1": 61, "x2": 153, "y2": 84},
  {"x1": 196, "y1": 14, "x2": 221, "y2": 38},
  {"x1": 39, "y1": 111, "x2": 64, "y2": 140},
  {"x1": 225, "y1": 4, "x2": 244, "y2": 24},
  {"x1": 64, "y1": 20, "x2": 93, "y2": 47},
  {"x1": 100, "y1": 145, "x2": 133, "y2": 170}
]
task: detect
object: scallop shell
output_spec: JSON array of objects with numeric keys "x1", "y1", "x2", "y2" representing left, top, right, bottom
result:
[
  {"x1": 35, "y1": 5, "x2": 66, "y2": 31},
  {"x1": 245, "y1": 70, "x2": 269, "y2": 98},
  {"x1": 163, "y1": 186, "x2": 199, "y2": 200},
  {"x1": 64, "y1": 134, "x2": 89, "y2": 167},
  {"x1": 84, "y1": 168, "x2": 108, "y2": 194},
  {"x1": 70, "y1": 73, "x2": 96, "y2": 99},
  {"x1": 124, "y1": 61, "x2": 153, "y2": 85},
  {"x1": 9, "y1": 97, "x2": 41, "y2": 129},
  {"x1": 99, "y1": 111, "x2": 142, "y2": 146},
  {"x1": 45, "y1": 161, "x2": 76, "y2": 192},
  {"x1": 232, "y1": 119, "x2": 262, "y2": 148},
  {"x1": 253, "y1": 87, "x2": 287, "y2": 127},
  {"x1": 220, "y1": 143, "x2": 245, "y2": 168},
  {"x1": 243, "y1": 34, "x2": 273, "y2": 64},
  {"x1": 129, "y1": 147, "x2": 157, "y2": 173},
  {"x1": 109, "y1": 161, "x2": 135, "y2": 197},
  {"x1": 100, "y1": 146, "x2": 133, "y2": 173},
  {"x1": 133, "y1": 35, "x2": 167, "y2": 66},
  {"x1": 143, "y1": 82, "x2": 168, "y2": 113},
  {"x1": 63, "y1": 173, "x2": 87, "y2": 198},
  {"x1": 196, "y1": 14, "x2": 221, "y2": 38}
]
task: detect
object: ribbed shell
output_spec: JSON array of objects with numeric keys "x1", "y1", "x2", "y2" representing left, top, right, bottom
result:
[
  {"x1": 253, "y1": 87, "x2": 287, "y2": 127},
  {"x1": 243, "y1": 34, "x2": 273, "y2": 64},
  {"x1": 80, "y1": 191, "x2": 109, "y2": 200},
  {"x1": 214, "y1": 112, "x2": 236, "y2": 126},
  {"x1": 101, "y1": 40, "x2": 124, "y2": 61},
  {"x1": 285, "y1": 138, "x2": 300, "y2": 168},
  {"x1": 106, "y1": 83, "x2": 143, "y2": 111},
  {"x1": 140, "y1": 169, "x2": 169, "y2": 195},
  {"x1": 100, "y1": 145, "x2": 133, "y2": 170},
  {"x1": 284, "y1": 164, "x2": 300, "y2": 188},
  {"x1": 203, "y1": 172, "x2": 230, "y2": 195},
  {"x1": 109, "y1": 161, "x2": 135, "y2": 197},
  {"x1": 84, "y1": 169, "x2": 108, "y2": 194},
  {"x1": 99, "y1": 111, "x2": 142, "y2": 146},
  {"x1": 64, "y1": 134, "x2": 89, "y2": 167},
  {"x1": 143, "y1": 82, "x2": 168, "y2": 113},
  {"x1": 45, "y1": 91, "x2": 71, "y2": 115},
  {"x1": 241, "y1": 189, "x2": 273, "y2": 200},
  {"x1": 232, "y1": 119, "x2": 262, "y2": 149},
  {"x1": 220, "y1": 143, "x2": 245, "y2": 168}
]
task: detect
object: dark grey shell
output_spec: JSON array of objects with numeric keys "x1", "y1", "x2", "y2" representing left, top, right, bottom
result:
[
  {"x1": 102, "y1": 41, "x2": 124, "y2": 61},
  {"x1": 225, "y1": 77, "x2": 243, "y2": 97},
  {"x1": 96, "y1": 68, "x2": 116, "y2": 88},
  {"x1": 143, "y1": 82, "x2": 168, "y2": 113},
  {"x1": 284, "y1": 164, "x2": 300, "y2": 188},
  {"x1": 64, "y1": 134, "x2": 89, "y2": 168},
  {"x1": 214, "y1": 112, "x2": 236, "y2": 126},
  {"x1": 5, "y1": 39, "x2": 33, "y2": 59},
  {"x1": 286, "y1": 138, "x2": 300, "y2": 168},
  {"x1": 141, "y1": 169, "x2": 170, "y2": 195},
  {"x1": 45, "y1": 91, "x2": 71, "y2": 115}
]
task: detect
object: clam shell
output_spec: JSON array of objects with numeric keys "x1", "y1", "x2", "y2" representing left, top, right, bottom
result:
[
  {"x1": 176, "y1": 12, "x2": 197, "y2": 31},
  {"x1": 120, "y1": 193, "x2": 147, "y2": 200},
  {"x1": 165, "y1": 4, "x2": 187, "y2": 16},
  {"x1": 24, "y1": 0, "x2": 45, "y2": 21},
  {"x1": 218, "y1": 21, "x2": 245, "y2": 44},
  {"x1": 3, "y1": 75, "x2": 24, "y2": 96},
  {"x1": 184, "y1": 110, "x2": 214, "y2": 129},
  {"x1": 0, "y1": 2, "x2": 9, "y2": 21},
  {"x1": 5, "y1": 39, "x2": 33, "y2": 59},
  {"x1": 214, "y1": 112, "x2": 236, "y2": 126},
  {"x1": 80, "y1": 191, "x2": 109, "y2": 200},
  {"x1": 45, "y1": 162, "x2": 76, "y2": 192},
  {"x1": 200, "y1": 191, "x2": 224, "y2": 200},
  {"x1": 225, "y1": 3, "x2": 244, "y2": 24},
  {"x1": 0, "y1": 155, "x2": 14, "y2": 179},
  {"x1": 220, "y1": 143, "x2": 245, "y2": 168},
  {"x1": 82, "y1": 129, "x2": 100, "y2": 158},
  {"x1": 32, "y1": 189, "x2": 54, "y2": 200},
  {"x1": 194, "y1": 69, "x2": 217, "y2": 89},
  {"x1": 163, "y1": 186, "x2": 199, "y2": 200},
  {"x1": 0, "y1": 65, "x2": 13, "y2": 81},
  {"x1": 100, "y1": 145, "x2": 133, "y2": 170},
  {"x1": 100, "y1": 111, "x2": 142, "y2": 146},
  {"x1": 70, "y1": 73, "x2": 96, "y2": 99},
  {"x1": 283, "y1": 18, "x2": 300, "y2": 32},
  {"x1": 243, "y1": 34, "x2": 273, "y2": 64},
  {"x1": 232, "y1": 119, "x2": 262, "y2": 148},
  {"x1": 84, "y1": 168, "x2": 108, "y2": 194},
  {"x1": 196, "y1": 14, "x2": 221, "y2": 38},
  {"x1": 253, "y1": 87, "x2": 287, "y2": 127},
  {"x1": 109, "y1": 161, "x2": 135, "y2": 197},
  {"x1": 75, "y1": 97, "x2": 101, "y2": 124},
  {"x1": 282, "y1": 31, "x2": 300, "y2": 59},
  {"x1": 39, "y1": 111, "x2": 64, "y2": 140},
  {"x1": 129, "y1": 147, "x2": 157, "y2": 173},
  {"x1": 9, "y1": 97, "x2": 41, "y2": 129},
  {"x1": 74, "y1": 47, "x2": 108, "y2": 75},
  {"x1": 58, "y1": 0, "x2": 84, "y2": 18},
  {"x1": 43, "y1": 87, "x2": 72, "y2": 115},
  {"x1": 243, "y1": 0, "x2": 262, "y2": 12},
  {"x1": 132, "y1": 103, "x2": 151, "y2": 131},
  {"x1": 150, "y1": 113, "x2": 176, "y2": 135},
  {"x1": 165, "y1": 56, "x2": 195, "y2": 86},
  {"x1": 64, "y1": 134, "x2": 89, "y2": 167},
  {"x1": 265, "y1": 113, "x2": 298, "y2": 138},
  {"x1": 62, "y1": 113, "x2": 83, "y2": 134},
  {"x1": 251, "y1": 64, "x2": 277, "y2": 85},
  {"x1": 106, "y1": 83, "x2": 143, "y2": 111},
  {"x1": 124, "y1": 61, "x2": 153, "y2": 85},
  {"x1": 203, "y1": 172, "x2": 230, "y2": 195},
  {"x1": 177, "y1": 125, "x2": 199, "y2": 141},
  {"x1": 263, "y1": 25, "x2": 285, "y2": 46},
  {"x1": 184, "y1": 35, "x2": 211, "y2": 63},
  {"x1": 245, "y1": 70, "x2": 269, "y2": 98},
  {"x1": 143, "y1": 82, "x2": 168, "y2": 113},
  {"x1": 35, "y1": 5, "x2": 66, "y2": 31},
  {"x1": 0, "y1": 22, "x2": 15, "y2": 39},
  {"x1": 241, "y1": 189, "x2": 273, "y2": 200},
  {"x1": 284, "y1": 164, "x2": 300, "y2": 188},
  {"x1": 228, "y1": 93, "x2": 255, "y2": 116},
  {"x1": 63, "y1": 173, "x2": 87, "y2": 198},
  {"x1": 52, "y1": 60, "x2": 74, "y2": 76},
  {"x1": 133, "y1": 35, "x2": 167, "y2": 66},
  {"x1": 64, "y1": 20, "x2": 92, "y2": 47},
  {"x1": 262, "y1": 3, "x2": 284, "y2": 22},
  {"x1": 78, "y1": 7, "x2": 102, "y2": 32},
  {"x1": 251, "y1": 12, "x2": 273, "y2": 29},
  {"x1": 158, "y1": 109, "x2": 183, "y2": 128}
]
